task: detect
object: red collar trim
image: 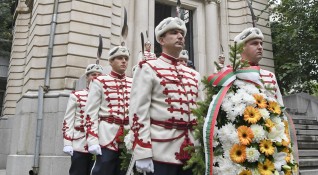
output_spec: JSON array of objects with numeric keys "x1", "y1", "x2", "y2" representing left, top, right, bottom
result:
[
  {"x1": 248, "y1": 62, "x2": 259, "y2": 66},
  {"x1": 160, "y1": 53, "x2": 179, "y2": 66},
  {"x1": 110, "y1": 71, "x2": 125, "y2": 79}
]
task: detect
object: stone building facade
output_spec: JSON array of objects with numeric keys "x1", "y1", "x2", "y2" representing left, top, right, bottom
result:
[{"x1": 0, "y1": 0, "x2": 274, "y2": 174}]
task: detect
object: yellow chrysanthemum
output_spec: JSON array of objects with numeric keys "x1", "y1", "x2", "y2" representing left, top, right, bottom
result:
[
  {"x1": 258, "y1": 159, "x2": 275, "y2": 175},
  {"x1": 265, "y1": 119, "x2": 275, "y2": 131},
  {"x1": 238, "y1": 125, "x2": 254, "y2": 146},
  {"x1": 239, "y1": 169, "x2": 252, "y2": 175},
  {"x1": 244, "y1": 106, "x2": 262, "y2": 124},
  {"x1": 267, "y1": 101, "x2": 281, "y2": 115},
  {"x1": 259, "y1": 139, "x2": 275, "y2": 156},
  {"x1": 282, "y1": 147, "x2": 290, "y2": 153},
  {"x1": 285, "y1": 153, "x2": 291, "y2": 163},
  {"x1": 284, "y1": 169, "x2": 292, "y2": 175},
  {"x1": 282, "y1": 138, "x2": 290, "y2": 147},
  {"x1": 230, "y1": 144, "x2": 246, "y2": 163},
  {"x1": 253, "y1": 94, "x2": 267, "y2": 108},
  {"x1": 283, "y1": 120, "x2": 289, "y2": 133}
]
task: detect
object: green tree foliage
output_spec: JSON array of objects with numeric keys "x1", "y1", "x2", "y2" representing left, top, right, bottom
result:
[
  {"x1": 270, "y1": 0, "x2": 318, "y2": 95},
  {"x1": 0, "y1": 0, "x2": 15, "y2": 55}
]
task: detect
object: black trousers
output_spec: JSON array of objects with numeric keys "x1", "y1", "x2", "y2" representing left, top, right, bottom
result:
[
  {"x1": 69, "y1": 151, "x2": 94, "y2": 175},
  {"x1": 146, "y1": 161, "x2": 193, "y2": 175},
  {"x1": 91, "y1": 148, "x2": 125, "y2": 175}
]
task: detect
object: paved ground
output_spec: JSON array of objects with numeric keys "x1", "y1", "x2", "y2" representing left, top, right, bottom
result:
[{"x1": 0, "y1": 170, "x2": 5, "y2": 175}]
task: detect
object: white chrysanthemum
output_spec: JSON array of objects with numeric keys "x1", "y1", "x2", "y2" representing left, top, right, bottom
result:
[
  {"x1": 226, "y1": 110, "x2": 238, "y2": 122},
  {"x1": 222, "y1": 100, "x2": 234, "y2": 113},
  {"x1": 237, "y1": 89, "x2": 251, "y2": 103},
  {"x1": 124, "y1": 130, "x2": 134, "y2": 151},
  {"x1": 273, "y1": 151, "x2": 287, "y2": 171},
  {"x1": 268, "y1": 122, "x2": 288, "y2": 142},
  {"x1": 217, "y1": 123, "x2": 239, "y2": 145},
  {"x1": 244, "y1": 93, "x2": 257, "y2": 106},
  {"x1": 233, "y1": 103, "x2": 246, "y2": 116},
  {"x1": 244, "y1": 84, "x2": 260, "y2": 95},
  {"x1": 225, "y1": 91, "x2": 235, "y2": 99},
  {"x1": 216, "y1": 157, "x2": 237, "y2": 175},
  {"x1": 259, "y1": 108, "x2": 270, "y2": 120},
  {"x1": 236, "y1": 88, "x2": 247, "y2": 95},
  {"x1": 271, "y1": 116, "x2": 282, "y2": 124},
  {"x1": 213, "y1": 127, "x2": 220, "y2": 146},
  {"x1": 231, "y1": 93, "x2": 243, "y2": 104},
  {"x1": 246, "y1": 147, "x2": 260, "y2": 162},
  {"x1": 213, "y1": 155, "x2": 223, "y2": 164},
  {"x1": 250, "y1": 124, "x2": 266, "y2": 142},
  {"x1": 234, "y1": 79, "x2": 247, "y2": 87}
]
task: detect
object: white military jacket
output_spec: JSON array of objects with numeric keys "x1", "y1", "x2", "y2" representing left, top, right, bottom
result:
[
  {"x1": 129, "y1": 53, "x2": 202, "y2": 164},
  {"x1": 62, "y1": 89, "x2": 89, "y2": 153},
  {"x1": 260, "y1": 69, "x2": 284, "y2": 106},
  {"x1": 85, "y1": 71, "x2": 132, "y2": 151},
  {"x1": 138, "y1": 50, "x2": 157, "y2": 61}
]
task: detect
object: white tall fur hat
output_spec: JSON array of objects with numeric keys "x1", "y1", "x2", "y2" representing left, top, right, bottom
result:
[
  {"x1": 155, "y1": 17, "x2": 187, "y2": 43},
  {"x1": 108, "y1": 46, "x2": 130, "y2": 61},
  {"x1": 85, "y1": 64, "x2": 103, "y2": 75},
  {"x1": 234, "y1": 27, "x2": 264, "y2": 45},
  {"x1": 179, "y1": 50, "x2": 189, "y2": 60}
]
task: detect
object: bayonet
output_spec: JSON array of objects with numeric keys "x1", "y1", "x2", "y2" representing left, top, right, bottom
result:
[
  {"x1": 176, "y1": 0, "x2": 181, "y2": 19},
  {"x1": 246, "y1": 0, "x2": 257, "y2": 27},
  {"x1": 141, "y1": 32, "x2": 145, "y2": 56},
  {"x1": 96, "y1": 34, "x2": 102, "y2": 64},
  {"x1": 121, "y1": 7, "x2": 128, "y2": 46}
]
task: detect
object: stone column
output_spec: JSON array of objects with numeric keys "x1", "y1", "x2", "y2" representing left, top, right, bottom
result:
[
  {"x1": 204, "y1": 0, "x2": 220, "y2": 74},
  {"x1": 132, "y1": 0, "x2": 150, "y2": 66}
]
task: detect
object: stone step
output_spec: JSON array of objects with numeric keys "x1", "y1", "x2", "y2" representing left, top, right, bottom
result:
[
  {"x1": 0, "y1": 169, "x2": 5, "y2": 175},
  {"x1": 295, "y1": 124, "x2": 318, "y2": 130},
  {"x1": 300, "y1": 168, "x2": 318, "y2": 175},
  {"x1": 299, "y1": 150, "x2": 318, "y2": 158},
  {"x1": 296, "y1": 130, "x2": 318, "y2": 136},
  {"x1": 297, "y1": 135, "x2": 318, "y2": 142},
  {"x1": 298, "y1": 142, "x2": 318, "y2": 149},
  {"x1": 293, "y1": 119, "x2": 318, "y2": 125},
  {"x1": 299, "y1": 158, "x2": 318, "y2": 167}
]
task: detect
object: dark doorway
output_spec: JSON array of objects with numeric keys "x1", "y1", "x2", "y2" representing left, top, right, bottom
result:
[{"x1": 154, "y1": 2, "x2": 194, "y2": 64}]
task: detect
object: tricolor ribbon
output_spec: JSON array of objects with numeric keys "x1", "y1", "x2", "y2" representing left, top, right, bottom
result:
[{"x1": 203, "y1": 66, "x2": 262, "y2": 175}]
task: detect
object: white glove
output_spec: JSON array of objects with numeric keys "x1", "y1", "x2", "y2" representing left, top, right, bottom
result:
[
  {"x1": 63, "y1": 146, "x2": 73, "y2": 156},
  {"x1": 135, "y1": 158, "x2": 154, "y2": 173},
  {"x1": 88, "y1": 145, "x2": 102, "y2": 155}
]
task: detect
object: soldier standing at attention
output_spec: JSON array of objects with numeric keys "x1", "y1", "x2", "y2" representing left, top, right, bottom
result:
[
  {"x1": 85, "y1": 46, "x2": 132, "y2": 175},
  {"x1": 62, "y1": 64, "x2": 103, "y2": 175},
  {"x1": 129, "y1": 17, "x2": 202, "y2": 175},
  {"x1": 234, "y1": 27, "x2": 284, "y2": 105}
]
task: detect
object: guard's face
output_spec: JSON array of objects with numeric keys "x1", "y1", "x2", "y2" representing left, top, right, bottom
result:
[
  {"x1": 178, "y1": 58, "x2": 187, "y2": 66},
  {"x1": 242, "y1": 38, "x2": 263, "y2": 64},
  {"x1": 110, "y1": 56, "x2": 129, "y2": 74},
  {"x1": 159, "y1": 29, "x2": 185, "y2": 51},
  {"x1": 87, "y1": 72, "x2": 102, "y2": 85},
  {"x1": 145, "y1": 43, "x2": 151, "y2": 51},
  {"x1": 219, "y1": 56, "x2": 225, "y2": 64}
]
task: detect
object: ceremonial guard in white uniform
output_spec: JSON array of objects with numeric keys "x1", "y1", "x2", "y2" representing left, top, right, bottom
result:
[
  {"x1": 62, "y1": 64, "x2": 103, "y2": 175},
  {"x1": 138, "y1": 40, "x2": 157, "y2": 61},
  {"x1": 234, "y1": 27, "x2": 284, "y2": 105},
  {"x1": 85, "y1": 46, "x2": 132, "y2": 175},
  {"x1": 178, "y1": 50, "x2": 189, "y2": 66},
  {"x1": 129, "y1": 17, "x2": 202, "y2": 175}
]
